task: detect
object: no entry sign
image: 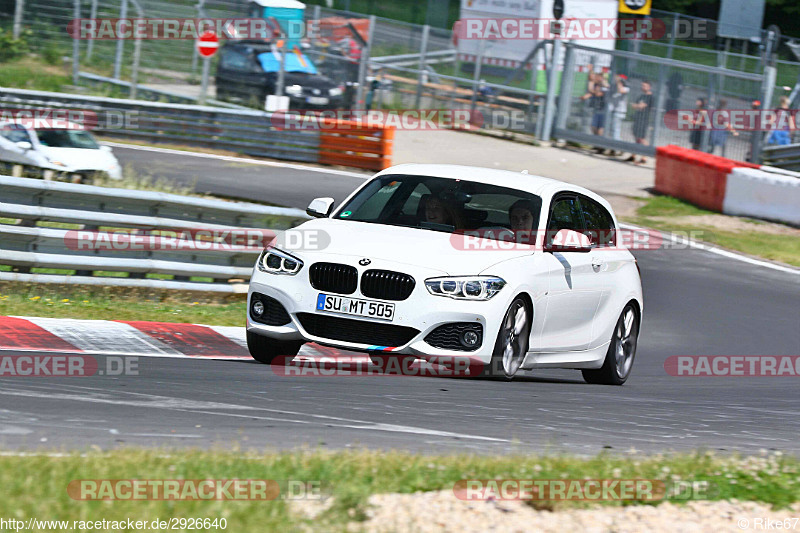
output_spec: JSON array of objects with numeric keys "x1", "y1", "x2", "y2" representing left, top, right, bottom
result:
[{"x1": 197, "y1": 31, "x2": 219, "y2": 58}]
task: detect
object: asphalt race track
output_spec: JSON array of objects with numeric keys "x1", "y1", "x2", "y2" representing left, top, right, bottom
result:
[
  {"x1": 108, "y1": 143, "x2": 369, "y2": 206},
  {"x1": 1, "y1": 146, "x2": 798, "y2": 454}
]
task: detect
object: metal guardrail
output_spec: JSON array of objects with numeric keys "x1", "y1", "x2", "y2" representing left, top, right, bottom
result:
[
  {"x1": 761, "y1": 144, "x2": 800, "y2": 172},
  {"x1": 0, "y1": 87, "x2": 394, "y2": 171},
  {"x1": 78, "y1": 72, "x2": 251, "y2": 110},
  {"x1": 0, "y1": 175, "x2": 309, "y2": 292}
]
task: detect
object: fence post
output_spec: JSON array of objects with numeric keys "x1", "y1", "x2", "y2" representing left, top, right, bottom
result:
[
  {"x1": 86, "y1": 0, "x2": 98, "y2": 60},
  {"x1": 113, "y1": 0, "x2": 128, "y2": 80},
  {"x1": 650, "y1": 62, "x2": 669, "y2": 150},
  {"x1": 129, "y1": 0, "x2": 144, "y2": 99},
  {"x1": 542, "y1": 39, "x2": 563, "y2": 142},
  {"x1": 72, "y1": 0, "x2": 80, "y2": 86},
  {"x1": 667, "y1": 15, "x2": 678, "y2": 59},
  {"x1": 554, "y1": 42, "x2": 575, "y2": 134},
  {"x1": 752, "y1": 65, "x2": 776, "y2": 164},
  {"x1": 415, "y1": 24, "x2": 430, "y2": 109},
  {"x1": 469, "y1": 37, "x2": 486, "y2": 118},
  {"x1": 355, "y1": 15, "x2": 376, "y2": 107},
  {"x1": 13, "y1": 0, "x2": 24, "y2": 40}
]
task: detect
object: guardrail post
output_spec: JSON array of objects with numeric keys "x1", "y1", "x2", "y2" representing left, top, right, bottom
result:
[{"x1": 414, "y1": 24, "x2": 430, "y2": 109}]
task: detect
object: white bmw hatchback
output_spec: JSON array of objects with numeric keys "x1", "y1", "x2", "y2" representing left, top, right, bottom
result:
[{"x1": 247, "y1": 164, "x2": 643, "y2": 384}]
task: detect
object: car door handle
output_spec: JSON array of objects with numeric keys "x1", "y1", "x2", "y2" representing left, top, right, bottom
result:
[{"x1": 591, "y1": 257, "x2": 603, "y2": 270}]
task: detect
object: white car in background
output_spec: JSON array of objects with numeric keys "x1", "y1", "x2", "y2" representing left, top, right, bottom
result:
[
  {"x1": 247, "y1": 164, "x2": 643, "y2": 385},
  {"x1": 0, "y1": 121, "x2": 122, "y2": 181}
]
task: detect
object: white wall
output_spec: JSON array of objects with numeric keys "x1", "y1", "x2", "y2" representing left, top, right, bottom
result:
[{"x1": 723, "y1": 167, "x2": 800, "y2": 226}]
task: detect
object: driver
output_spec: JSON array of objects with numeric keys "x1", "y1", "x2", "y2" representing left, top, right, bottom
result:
[
  {"x1": 508, "y1": 199, "x2": 538, "y2": 244},
  {"x1": 423, "y1": 195, "x2": 463, "y2": 229}
]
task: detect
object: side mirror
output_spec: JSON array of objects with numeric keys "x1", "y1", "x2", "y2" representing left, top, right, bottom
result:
[
  {"x1": 16, "y1": 141, "x2": 32, "y2": 151},
  {"x1": 544, "y1": 229, "x2": 593, "y2": 253},
  {"x1": 307, "y1": 197, "x2": 335, "y2": 218}
]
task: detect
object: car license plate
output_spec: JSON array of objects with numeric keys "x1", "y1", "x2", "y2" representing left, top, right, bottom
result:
[
  {"x1": 316, "y1": 293, "x2": 395, "y2": 321},
  {"x1": 306, "y1": 96, "x2": 329, "y2": 105}
]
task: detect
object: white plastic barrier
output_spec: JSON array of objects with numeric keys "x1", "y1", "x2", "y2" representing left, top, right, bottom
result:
[{"x1": 723, "y1": 167, "x2": 800, "y2": 225}]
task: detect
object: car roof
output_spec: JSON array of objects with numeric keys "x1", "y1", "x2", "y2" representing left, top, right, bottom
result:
[{"x1": 375, "y1": 164, "x2": 611, "y2": 209}]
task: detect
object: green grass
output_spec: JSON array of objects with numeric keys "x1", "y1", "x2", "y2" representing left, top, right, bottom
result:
[
  {"x1": 0, "y1": 56, "x2": 71, "y2": 92},
  {"x1": 0, "y1": 283, "x2": 245, "y2": 325},
  {"x1": 0, "y1": 449, "x2": 796, "y2": 530},
  {"x1": 622, "y1": 196, "x2": 800, "y2": 267}
]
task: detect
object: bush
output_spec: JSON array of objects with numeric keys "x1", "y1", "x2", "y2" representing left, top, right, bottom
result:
[
  {"x1": 0, "y1": 28, "x2": 31, "y2": 61},
  {"x1": 41, "y1": 45, "x2": 62, "y2": 65}
]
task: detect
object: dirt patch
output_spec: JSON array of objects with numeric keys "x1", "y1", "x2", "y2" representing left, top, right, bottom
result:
[{"x1": 337, "y1": 490, "x2": 800, "y2": 533}]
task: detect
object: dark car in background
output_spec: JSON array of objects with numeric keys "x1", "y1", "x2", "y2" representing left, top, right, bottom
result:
[{"x1": 215, "y1": 40, "x2": 345, "y2": 110}]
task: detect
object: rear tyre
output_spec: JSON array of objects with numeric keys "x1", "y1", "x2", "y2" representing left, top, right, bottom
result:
[
  {"x1": 482, "y1": 297, "x2": 531, "y2": 380},
  {"x1": 582, "y1": 303, "x2": 639, "y2": 385},
  {"x1": 247, "y1": 331, "x2": 303, "y2": 364}
]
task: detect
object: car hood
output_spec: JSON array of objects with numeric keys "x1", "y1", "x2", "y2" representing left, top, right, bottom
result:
[
  {"x1": 275, "y1": 218, "x2": 534, "y2": 276},
  {"x1": 37, "y1": 146, "x2": 119, "y2": 171}
]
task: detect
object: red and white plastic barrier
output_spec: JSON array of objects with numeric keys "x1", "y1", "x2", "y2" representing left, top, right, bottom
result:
[{"x1": 655, "y1": 145, "x2": 800, "y2": 225}]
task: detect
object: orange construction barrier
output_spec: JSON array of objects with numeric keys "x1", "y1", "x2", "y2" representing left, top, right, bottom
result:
[{"x1": 317, "y1": 118, "x2": 393, "y2": 171}]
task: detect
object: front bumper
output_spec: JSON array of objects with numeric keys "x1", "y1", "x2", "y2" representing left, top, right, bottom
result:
[{"x1": 246, "y1": 259, "x2": 510, "y2": 364}]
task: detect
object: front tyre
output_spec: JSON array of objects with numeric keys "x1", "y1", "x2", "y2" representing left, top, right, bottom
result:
[
  {"x1": 247, "y1": 331, "x2": 303, "y2": 364},
  {"x1": 582, "y1": 303, "x2": 639, "y2": 385},
  {"x1": 483, "y1": 297, "x2": 531, "y2": 380}
]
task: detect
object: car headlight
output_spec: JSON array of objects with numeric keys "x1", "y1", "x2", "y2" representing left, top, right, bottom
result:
[
  {"x1": 425, "y1": 276, "x2": 506, "y2": 300},
  {"x1": 257, "y1": 247, "x2": 303, "y2": 275},
  {"x1": 328, "y1": 87, "x2": 343, "y2": 96},
  {"x1": 285, "y1": 84, "x2": 303, "y2": 97}
]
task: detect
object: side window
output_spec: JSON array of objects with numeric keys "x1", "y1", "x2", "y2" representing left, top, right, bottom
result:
[
  {"x1": 547, "y1": 196, "x2": 583, "y2": 243},
  {"x1": 220, "y1": 48, "x2": 250, "y2": 71},
  {"x1": 1, "y1": 125, "x2": 31, "y2": 143},
  {"x1": 580, "y1": 196, "x2": 615, "y2": 246}
]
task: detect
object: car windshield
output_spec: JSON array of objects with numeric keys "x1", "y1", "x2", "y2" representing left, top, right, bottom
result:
[
  {"x1": 36, "y1": 129, "x2": 99, "y2": 149},
  {"x1": 334, "y1": 175, "x2": 542, "y2": 239}
]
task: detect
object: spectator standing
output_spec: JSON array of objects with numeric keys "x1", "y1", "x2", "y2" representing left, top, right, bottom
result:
[
  {"x1": 609, "y1": 74, "x2": 630, "y2": 153},
  {"x1": 767, "y1": 96, "x2": 795, "y2": 146},
  {"x1": 581, "y1": 84, "x2": 608, "y2": 146},
  {"x1": 689, "y1": 98, "x2": 709, "y2": 151},
  {"x1": 709, "y1": 99, "x2": 738, "y2": 156},
  {"x1": 628, "y1": 80, "x2": 653, "y2": 165}
]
